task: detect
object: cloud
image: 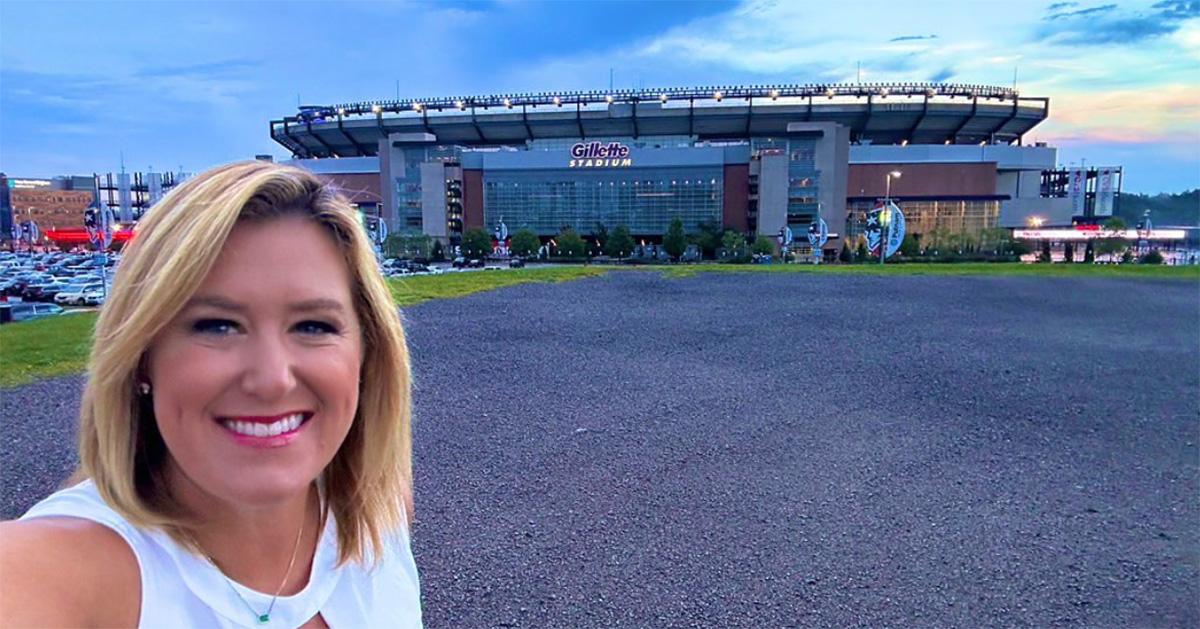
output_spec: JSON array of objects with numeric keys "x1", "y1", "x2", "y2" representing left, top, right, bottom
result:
[
  {"x1": 1047, "y1": 2, "x2": 1079, "y2": 9},
  {"x1": 1152, "y1": 0, "x2": 1200, "y2": 20},
  {"x1": 1037, "y1": 1, "x2": 1197, "y2": 45},
  {"x1": 889, "y1": 34, "x2": 938, "y2": 42},
  {"x1": 930, "y1": 67, "x2": 956, "y2": 82},
  {"x1": 139, "y1": 59, "x2": 260, "y2": 79},
  {"x1": 1044, "y1": 3, "x2": 1116, "y2": 20},
  {"x1": 1036, "y1": 83, "x2": 1200, "y2": 144}
]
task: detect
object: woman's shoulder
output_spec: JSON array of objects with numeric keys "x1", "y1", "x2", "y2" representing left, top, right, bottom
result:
[{"x1": 0, "y1": 515, "x2": 140, "y2": 626}]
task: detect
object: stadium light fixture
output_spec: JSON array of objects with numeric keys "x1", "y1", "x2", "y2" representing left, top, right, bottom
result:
[
  {"x1": 714, "y1": 90, "x2": 723, "y2": 101},
  {"x1": 879, "y1": 88, "x2": 889, "y2": 98},
  {"x1": 1028, "y1": 216, "x2": 1044, "y2": 228},
  {"x1": 503, "y1": 98, "x2": 512, "y2": 108},
  {"x1": 371, "y1": 104, "x2": 382, "y2": 114},
  {"x1": 660, "y1": 93, "x2": 668, "y2": 103},
  {"x1": 826, "y1": 88, "x2": 835, "y2": 99},
  {"x1": 337, "y1": 107, "x2": 346, "y2": 116},
  {"x1": 553, "y1": 96, "x2": 562, "y2": 106},
  {"x1": 413, "y1": 103, "x2": 423, "y2": 112},
  {"x1": 605, "y1": 95, "x2": 614, "y2": 104},
  {"x1": 770, "y1": 89, "x2": 779, "y2": 100},
  {"x1": 455, "y1": 100, "x2": 465, "y2": 110}
]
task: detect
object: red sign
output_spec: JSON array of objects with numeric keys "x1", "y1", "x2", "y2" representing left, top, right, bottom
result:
[{"x1": 43, "y1": 227, "x2": 134, "y2": 245}]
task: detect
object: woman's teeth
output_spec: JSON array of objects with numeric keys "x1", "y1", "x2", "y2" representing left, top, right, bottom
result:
[{"x1": 222, "y1": 413, "x2": 305, "y2": 437}]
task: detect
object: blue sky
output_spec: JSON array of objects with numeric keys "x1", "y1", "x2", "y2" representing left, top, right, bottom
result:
[{"x1": 2, "y1": 0, "x2": 1197, "y2": 193}]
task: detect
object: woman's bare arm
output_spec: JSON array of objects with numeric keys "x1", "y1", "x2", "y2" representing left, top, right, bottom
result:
[{"x1": 0, "y1": 518, "x2": 139, "y2": 628}]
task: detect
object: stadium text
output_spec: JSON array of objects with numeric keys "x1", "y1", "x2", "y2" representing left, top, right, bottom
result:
[{"x1": 569, "y1": 141, "x2": 633, "y2": 168}]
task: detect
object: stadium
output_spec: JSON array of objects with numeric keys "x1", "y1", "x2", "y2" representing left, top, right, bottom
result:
[{"x1": 270, "y1": 82, "x2": 1083, "y2": 257}]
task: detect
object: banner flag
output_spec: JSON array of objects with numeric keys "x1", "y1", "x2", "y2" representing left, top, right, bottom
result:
[
  {"x1": 1069, "y1": 168, "x2": 1086, "y2": 216},
  {"x1": 1095, "y1": 168, "x2": 1115, "y2": 217}
]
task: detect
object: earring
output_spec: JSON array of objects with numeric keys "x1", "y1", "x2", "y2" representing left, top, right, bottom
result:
[{"x1": 138, "y1": 382, "x2": 152, "y2": 396}]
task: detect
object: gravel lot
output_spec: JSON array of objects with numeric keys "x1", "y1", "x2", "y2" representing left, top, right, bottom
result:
[{"x1": 3, "y1": 270, "x2": 1197, "y2": 627}]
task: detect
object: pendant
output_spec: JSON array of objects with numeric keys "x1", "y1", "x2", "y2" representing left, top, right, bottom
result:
[{"x1": 258, "y1": 614, "x2": 270, "y2": 624}]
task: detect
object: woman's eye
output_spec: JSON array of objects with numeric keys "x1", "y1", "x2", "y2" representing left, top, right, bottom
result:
[
  {"x1": 295, "y1": 320, "x2": 338, "y2": 335},
  {"x1": 192, "y1": 319, "x2": 239, "y2": 335}
]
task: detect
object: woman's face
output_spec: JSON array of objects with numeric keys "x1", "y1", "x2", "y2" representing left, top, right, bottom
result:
[{"x1": 145, "y1": 214, "x2": 363, "y2": 507}]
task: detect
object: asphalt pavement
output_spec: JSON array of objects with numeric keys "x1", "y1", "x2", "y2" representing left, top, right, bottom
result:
[{"x1": 3, "y1": 270, "x2": 1197, "y2": 627}]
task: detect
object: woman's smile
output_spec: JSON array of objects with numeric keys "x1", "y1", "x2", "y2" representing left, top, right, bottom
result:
[{"x1": 218, "y1": 411, "x2": 315, "y2": 448}]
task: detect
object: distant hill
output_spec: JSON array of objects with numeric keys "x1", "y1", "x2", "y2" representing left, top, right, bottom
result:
[{"x1": 1118, "y1": 189, "x2": 1199, "y2": 227}]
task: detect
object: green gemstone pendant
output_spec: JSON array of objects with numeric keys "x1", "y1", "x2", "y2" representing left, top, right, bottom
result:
[{"x1": 258, "y1": 614, "x2": 270, "y2": 624}]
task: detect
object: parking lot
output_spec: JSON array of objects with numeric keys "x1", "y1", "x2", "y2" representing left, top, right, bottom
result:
[{"x1": 2, "y1": 271, "x2": 1197, "y2": 626}]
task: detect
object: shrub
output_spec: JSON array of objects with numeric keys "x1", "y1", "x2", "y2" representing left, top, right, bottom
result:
[
  {"x1": 510, "y1": 229, "x2": 541, "y2": 258},
  {"x1": 1140, "y1": 249, "x2": 1164, "y2": 265},
  {"x1": 663, "y1": 217, "x2": 687, "y2": 260},
  {"x1": 899, "y1": 233, "x2": 921, "y2": 258},
  {"x1": 694, "y1": 221, "x2": 724, "y2": 259},
  {"x1": 839, "y1": 241, "x2": 852, "y2": 263},
  {"x1": 461, "y1": 229, "x2": 493, "y2": 259},
  {"x1": 604, "y1": 225, "x2": 635, "y2": 258},
  {"x1": 556, "y1": 228, "x2": 587, "y2": 260},
  {"x1": 751, "y1": 236, "x2": 775, "y2": 256},
  {"x1": 721, "y1": 230, "x2": 747, "y2": 261}
]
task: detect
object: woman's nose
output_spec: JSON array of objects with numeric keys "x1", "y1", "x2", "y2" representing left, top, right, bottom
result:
[{"x1": 239, "y1": 333, "x2": 297, "y2": 401}]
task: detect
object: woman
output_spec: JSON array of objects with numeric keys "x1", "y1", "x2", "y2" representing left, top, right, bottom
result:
[{"x1": 0, "y1": 162, "x2": 422, "y2": 627}]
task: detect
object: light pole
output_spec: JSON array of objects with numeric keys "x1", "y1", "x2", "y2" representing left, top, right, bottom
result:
[
  {"x1": 880, "y1": 170, "x2": 901, "y2": 265},
  {"x1": 1028, "y1": 216, "x2": 1044, "y2": 262}
]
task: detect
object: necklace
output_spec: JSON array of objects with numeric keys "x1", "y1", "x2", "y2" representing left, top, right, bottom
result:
[{"x1": 188, "y1": 513, "x2": 307, "y2": 625}]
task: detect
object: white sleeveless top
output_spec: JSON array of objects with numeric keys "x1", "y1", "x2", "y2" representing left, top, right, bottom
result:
[{"x1": 20, "y1": 480, "x2": 423, "y2": 628}]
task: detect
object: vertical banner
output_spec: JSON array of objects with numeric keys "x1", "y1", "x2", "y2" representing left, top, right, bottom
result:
[
  {"x1": 117, "y1": 172, "x2": 133, "y2": 222},
  {"x1": 1095, "y1": 168, "x2": 1115, "y2": 217},
  {"x1": 1068, "y1": 168, "x2": 1086, "y2": 217},
  {"x1": 148, "y1": 172, "x2": 164, "y2": 208}
]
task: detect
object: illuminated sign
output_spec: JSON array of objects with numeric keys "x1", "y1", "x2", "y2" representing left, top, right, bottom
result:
[
  {"x1": 1014, "y1": 229, "x2": 1186, "y2": 241},
  {"x1": 9, "y1": 179, "x2": 52, "y2": 189},
  {"x1": 569, "y1": 142, "x2": 632, "y2": 168}
]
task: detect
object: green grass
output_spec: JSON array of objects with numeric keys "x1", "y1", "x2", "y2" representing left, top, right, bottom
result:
[
  {"x1": 654, "y1": 262, "x2": 1200, "y2": 280},
  {"x1": 387, "y1": 266, "x2": 607, "y2": 306},
  {"x1": 0, "y1": 311, "x2": 98, "y2": 388},
  {"x1": 0, "y1": 267, "x2": 608, "y2": 388}
]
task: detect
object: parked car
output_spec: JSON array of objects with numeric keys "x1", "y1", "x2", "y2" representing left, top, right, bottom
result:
[
  {"x1": 23, "y1": 280, "x2": 70, "y2": 301},
  {"x1": 509, "y1": 257, "x2": 525, "y2": 268},
  {"x1": 56, "y1": 282, "x2": 103, "y2": 305},
  {"x1": 452, "y1": 256, "x2": 467, "y2": 268},
  {"x1": 83, "y1": 289, "x2": 107, "y2": 306},
  {"x1": 1, "y1": 302, "x2": 65, "y2": 324},
  {"x1": 468, "y1": 258, "x2": 486, "y2": 268}
]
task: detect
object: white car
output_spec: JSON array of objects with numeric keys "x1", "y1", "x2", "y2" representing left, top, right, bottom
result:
[
  {"x1": 56, "y1": 283, "x2": 103, "y2": 305},
  {"x1": 83, "y1": 289, "x2": 107, "y2": 306}
]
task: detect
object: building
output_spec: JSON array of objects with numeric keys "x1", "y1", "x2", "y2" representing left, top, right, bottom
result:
[
  {"x1": 272, "y1": 82, "x2": 1079, "y2": 255},
  {"x1": 1, "y1": 169, "x2": 186, "y2": 248},
  {"x1": 2, "y1": 175, "x2": 96, "y2": 238}
]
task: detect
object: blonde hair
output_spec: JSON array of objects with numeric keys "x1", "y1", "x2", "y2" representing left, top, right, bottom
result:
[{"x1": 74, "y1": 161, "x2": 412, "y2": 565}]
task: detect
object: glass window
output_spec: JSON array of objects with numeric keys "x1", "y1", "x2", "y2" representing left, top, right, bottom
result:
[{"x1": 483, "y1": 166, "x2": 723, "y2": 236}]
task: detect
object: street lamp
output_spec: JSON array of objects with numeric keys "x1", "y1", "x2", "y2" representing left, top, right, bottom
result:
[
  {"x1": 880, "y1": 171, "x2": 901, "y2": 265},
  {"x1": 1027, "y1": 216, "x2": 1045, "y2": 262}
]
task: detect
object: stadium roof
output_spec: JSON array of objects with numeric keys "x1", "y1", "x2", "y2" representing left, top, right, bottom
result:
[{"x1": 270, "y1": 83, "x2": 1049, "y2": 158}]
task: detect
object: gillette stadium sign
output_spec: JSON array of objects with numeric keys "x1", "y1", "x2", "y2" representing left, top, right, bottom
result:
[{"x1": 569, "y1": 141, "x2": 633, "y2": 168}]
